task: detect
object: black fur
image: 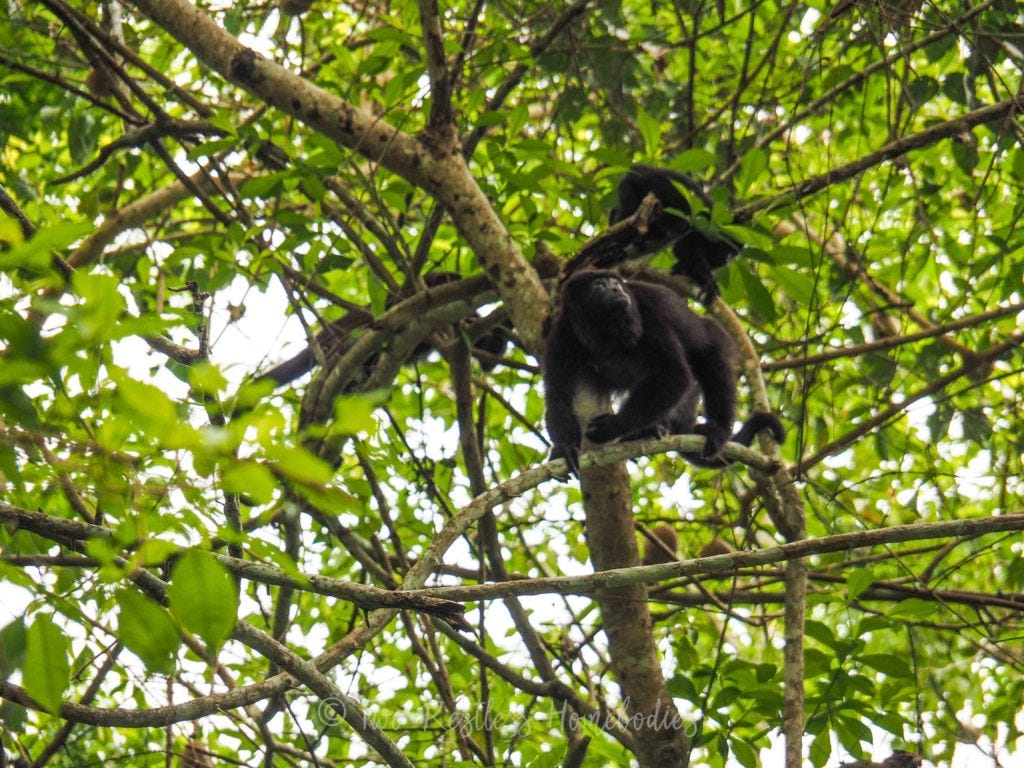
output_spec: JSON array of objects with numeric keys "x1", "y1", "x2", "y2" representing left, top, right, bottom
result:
[
  {"x1": 542, "y1": 270, "x2": 782, "y2": 476},
  {"x1": 609, "y1": 164, "x2": 740, "y2": 305}
]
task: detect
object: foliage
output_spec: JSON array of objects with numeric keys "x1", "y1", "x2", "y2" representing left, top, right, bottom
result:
[{"x1": 0, "y1": 0, "x2": 1022, "y2": 766}]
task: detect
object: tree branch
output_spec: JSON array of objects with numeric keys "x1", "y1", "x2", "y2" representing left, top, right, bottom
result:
[
  {"x1": 407, "y1": 513, "x2": 1024, "y2": 602},
  {"x1": 125, "y1": 0, "x2": 549, "y2": 350},
  {"x1": 737, "y1": 97, "x2": 1022, "y2": 219}
]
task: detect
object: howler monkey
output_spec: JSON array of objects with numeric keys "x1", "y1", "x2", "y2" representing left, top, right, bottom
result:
[
  {"x1": 542, "y1": 270, "x2": 783, "y2": 477},
  {"x1": 262, "y1": 271, "x2": 511, "y2": 385},
  {"x1": 609, "y1": 164, "x2": 740, "y2": 305}
]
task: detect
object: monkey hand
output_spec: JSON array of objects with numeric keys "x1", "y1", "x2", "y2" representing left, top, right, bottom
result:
[
  {"x1": 584, "y1": 414, "x2": 624, "y2": 444},
  {"x1": 697, "y1": 283, "x2": 719, "y2": 306},
  {"x1": 699, "y1": 422, "x2": 731, "y2": 460},
  {"x1": 550, "y1": 443, "x2": 580, "y2": 478}
]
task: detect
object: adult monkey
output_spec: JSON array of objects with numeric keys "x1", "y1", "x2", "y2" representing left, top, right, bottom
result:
[
  {"x1": 609, "y1": 164, "x2": 741, "y2": 305},
  {"x1": 542, "y1": 270, "x2": 783, "y2": 477}
]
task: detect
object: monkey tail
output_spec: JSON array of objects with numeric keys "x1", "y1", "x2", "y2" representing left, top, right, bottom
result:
[
  {"x1": 260, "y1": 347, "x2": 315, "y2": 385},
  {"x1": 731, "y1": 412, "x2": 786, "y2": 447}
]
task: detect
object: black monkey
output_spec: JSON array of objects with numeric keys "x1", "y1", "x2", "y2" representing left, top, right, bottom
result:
[
  {"x1": 262, "y1": 271, "x2": 511, "y2": 385},
  {"x1": 542, "y1": 270, "x2": 783, "y2": 477},
  {"x1": 609, "y1": 164, "x2": 740, "y2": 305}
]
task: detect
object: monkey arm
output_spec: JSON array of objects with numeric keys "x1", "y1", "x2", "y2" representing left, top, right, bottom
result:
[
  {"x1": 585, "y1": 315, "x2": 693, "y2": 443},
  {"x1": 541, "y1": 330, "x2": 585, "y2": 475},
  {"x1": 686, "y1": 325, "x2": 738, "y2": 457},
  {"x1": 585, "y1": 360, "x2": 691, "y2": 444}
]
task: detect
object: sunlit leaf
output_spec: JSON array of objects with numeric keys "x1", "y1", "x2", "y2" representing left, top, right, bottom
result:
[
  {"x1": 116, "y1": 589, "x2": 180, "y2": 674},
  {"x1": 22, "y1": 616, "x2": 69, "y2": 715},
  {"x1": 168, "y1": 550, "x2": 238, "y2": 654}
]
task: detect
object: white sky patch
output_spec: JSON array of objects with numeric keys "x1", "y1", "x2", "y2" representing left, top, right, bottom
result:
[{"x1": 788, "y1": 7, "x2": 821, "y2": 43}]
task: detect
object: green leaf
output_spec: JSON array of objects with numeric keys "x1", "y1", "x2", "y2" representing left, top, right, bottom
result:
[
  {"x1": 116, "y1": 590, "x2": 180, "y2": 674},
  {"x1": 134, "y1": 539, "x2": 180, "y2": 567},
  {"x1": 71, "y1": 271, "x2": 127, "y2": 336},
  {"x1": 888, "y1": 598, "x2": 938, "y2": 620},
  {"x1": 0, "y1": 222, "x2": 92, "y2": 274},
  {"x1": 330, "y1": 391, "x2": 384, "y2": 436},
  {"x1": 773, "y1": 265, "x2": 815, "y2": 305},
  {"x1": 860, "y1": 654, "x2": 912, "y2": 678},
  {"x1": 189, "y1": 362, "x2": 229, "y2": 396},
  {"x1": 809, "y1": 727, "x2": 831, "y2": 768},
  {"x1": 735, "y1": 147, "x2": 768, "y2": 194},
  {"x1": 113, "y1": 375, "x2": 178, "y2": 428},
  {"x1": 241, "y1": 172, "x2": 288, "y2": 198},
  {"x1": 803, "y1": 619, "x2": 838, "y2": 649},
  {"x1": 961, "y1": 407, "x2": 991, "y2": 443},
  {"x1": 0, "y1": 385, "x2": 41, "y2": 428},
  {"x1": 221, "y1": 460, "x2": 278, "y2": 504},
  {"x1": 737, "y1": 264, "x2": 777, "y2": 324},
  {"x1": 0, "y1": 618, "x2": 27, "y2": 682},
  {"x1": 722, "y1": 223, "x2": 775, "y2": 250},
  {"x1": 636, "y1": 108, "x2": 661, "y2": 156},
  {"x1": 578, "y1": 716, "x2": 633, "y2": 762},
  {"x1": 0, "y1": 214, "x2": 24, "y2": 247},
  {"x1": 527, "y1": 746, "x2": 566, "y2": 768},
  {"x1": 168, "y1": 550, "x2": 238, "y2": 654},
  {"x1": 669, "y1": 149, "x2": 716, "y2": 173},
  {"x1": 666, "y1": 674, "x2": 698, "y2": 701},
  {"x1": 835, "y1": 716, "x2": 865, "y2": 757},
  {"x1": 186, "y1": 138, "x2": 238, "y2": 160},
  {"x1": 906, "y1": 76, "x2": 939, "y2": 106},
  {"x1": 266, "y1": 443, "x2": 334, "y2": 485},
  {"x1": 710, "y1": 685, "x2": 741, "y2": 708},
  {"x1": 68, "y1": 111, "x2": 99, "y2": 165},
  {"x1": 732, "y1": 738, "x2": 759, "y2": 768},
  {"x1": 845, "y1": 569, "x2": 874, "y2": 601},
  {"x1": 22, "y1": 615, "x2": 69, "y2": 715},
  {"x1": 951, "y1": 137, "x2": 979, "y2": 175}
]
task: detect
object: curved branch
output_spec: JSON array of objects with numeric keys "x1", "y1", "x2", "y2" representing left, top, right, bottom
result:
[
  {"x1": 68, "y1": 171, "x2": 252, "y2": 270},
  {"x1": 765, "y1": 302, "x2": 1024, "y2": 371},
  {"x1": 52, "y1": 119, "x2": 224, "y2": 185}
]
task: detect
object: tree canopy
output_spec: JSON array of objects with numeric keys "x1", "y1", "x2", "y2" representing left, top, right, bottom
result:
[{"x1": 0, "y1": 1, "x2": 1022, "y2": 766}]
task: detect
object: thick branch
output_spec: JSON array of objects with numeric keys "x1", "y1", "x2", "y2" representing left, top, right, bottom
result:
[{"x1": 124, "y1": 0, "x2": 549, "y2": 350}]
